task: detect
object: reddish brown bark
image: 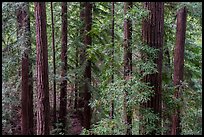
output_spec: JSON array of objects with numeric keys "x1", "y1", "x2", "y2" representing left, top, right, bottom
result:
[
  {"x1": 59, "y1": 2, "x2": 68, "y2": 133},
  {"x1": 18, "y1": 2, "x2": 33, "y2": 135},
  {"x1": 34, "y1": 2, "x2": 50, "y2": 135},
  {"x1": 78, "y1": 2, "x2": 92, "y2": 129},
  {"x1": 50, "y1": 2, "x2": 57, "y2": 128},
  {"x1": 171, "y1": 7, "x2": 187, "y2": 135},
  {"x1": 141, "y1": 2, "x2": 164, "y2": 135},
  {"x1": 83, "y1": 2, "x2": 92, "y2": 130},
  {"x1": 123, "y1": 2, "x2": 133, "y2": 135}
]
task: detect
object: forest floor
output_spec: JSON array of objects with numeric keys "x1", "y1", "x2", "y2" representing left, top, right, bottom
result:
[
  {"x1": 69, "y1": 112, "x2": 83, "y2": 135},
  {"x1": 5, "y1": 107, "x2": 83, "y2": 135}
]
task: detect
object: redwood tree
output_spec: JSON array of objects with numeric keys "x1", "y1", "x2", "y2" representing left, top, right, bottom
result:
[
  {"x1": 83, "y1": 2, "x2": 92, "y2": 130},
  {"x1": 34, "y1": 2, "x2": 50, "y2": 135},
  {"x1": 18, "y1": 2, "x2": 33, "y2": 135},
  {"x1": 76, "y1": 2, "x2": 86, "y2": 126},
  {"x1": 171, "y1": 7, "x2": 187, "y2": 135},
  {"x1": 74, "y1": 3, "x2": 83, "y2": 111},
  {"x1": 59, "y1": 2, "x2": 68, "y2": 133},
  {"x1": 50, "y1": 2, "x2": 57, "y2": 128},
  {"x1": 141, "y1": 2, "x2": 164, "y2": 135},
  {"x1": 123, "y1": 2, "x2": 133, "y2": 135}
]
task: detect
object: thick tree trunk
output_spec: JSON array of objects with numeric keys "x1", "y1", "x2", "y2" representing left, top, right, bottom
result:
[
  {"x1": 171, "y1": 7, "x2": 187, "y2": 135},
  {"x1": 59, "y1": 2, "x2": 68, "y2": 133},
  {"x1": 18, "y1": 2, "x2": 33, "y2": 135},
  {"x1": 34, "y1": 2, "x2": 50, "y2": 135},
  {"x1": 50, "y1": 2, "x2": 57, "y2": 128},
  {"x1": 123, "y1": 2, "x2": 133, "y2": 135},
  {"x1": 140, "y1": 2, "x2": 164, "y2": 135},
  {"x1": 83, "y1": 2, "x2": 92, "y2": 130}
]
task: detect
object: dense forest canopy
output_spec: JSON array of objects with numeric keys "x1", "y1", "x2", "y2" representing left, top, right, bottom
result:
[{"x1": 2, "y1": 2, "x2": 202, "y2": 135}]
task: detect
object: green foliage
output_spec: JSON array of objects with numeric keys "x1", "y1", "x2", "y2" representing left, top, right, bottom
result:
[
  {"x1": 2, "y1": 2, "x2": 202, "y2": 135},
  {"x1": 140, "y1": 108, "x2": 161, "y2": 135},
  {"x1": 51, "y1": 118, "x2": 72, "y2": 135},
  {"x1": 180, "y1": 84, "x2": 202, "y2": 135},
  {"x1": 162, "y1": 2, "x2": 202, "y2": 135},
  {"x1": 2, "y1": 80, "x2": 21, "y2": 135}
]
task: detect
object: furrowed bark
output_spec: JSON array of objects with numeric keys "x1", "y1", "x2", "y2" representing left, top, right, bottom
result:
[
  {"x1": 34, "y1": 2, "x2": 50, "y2": 135},
  {"x1": 140, "y1": 2, "x2": 164, "y2": 135},
  {"x1": 19, "y1": 2, "x2": 33, "y2": 135}
]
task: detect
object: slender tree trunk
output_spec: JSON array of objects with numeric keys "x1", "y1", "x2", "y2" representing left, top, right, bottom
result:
[
  {"x1": 16, "y1": 6, "x2": 22, "y2": 78},
  {"x1": 50, "y1": 2, "x2": 57, "y2": 128},
  {"x1": 109, "y1": 2, "x2": 115, "y2": 123},
  {"x1": 171, "y1": 7, "x2": 187, "y2": 135},
  {"x1": 140, "y1": 2, "x2": 164, "y2": 135},
  {"x1": 15, "y1": 7, "x2": 23, "y2": 135},
  {"x1": 59, "y1": 2, "x2": 68, "y2": 133},
  {"x1": 34, "y1": 2, "x2": 50, "y2": 135},
  {"x1": 123, "y1": 2, "x2": 133, "y2": 135},
  {"x1": 165, "y1": 48, "x2": 171, "y2": 69},
  {"x1": 18, "y1": 2, "x2": 33, "y2": 135},
  {"x1": 74, "y1": 46, "x2": 78, "y2": 110},
  {"x1": 74, "y1": 3, "x2": 80, "y2": 110},
  {"x1": 79, "y1": 2, "x2": 85, "y2": 108},
  {"x1": 77, "y1": 2, "x2": 86, "y2": 126},
  {"x1": 83, "y1": 2, "x2": 92, "y2": 130},
  {"x1": 16, "y1": 5, "x2": 22, "y2": 78}
]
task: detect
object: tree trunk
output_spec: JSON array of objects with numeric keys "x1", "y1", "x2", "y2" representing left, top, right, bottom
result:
[
  {"x1": 16, "y1": 6, "x2": 22, "y2": 78},
  {"x1": 123, "y1": 2, "x2": 133, "y2": 135},
  {"x1": 76, "y1": 2, "x2": 86, "y2": 126},
  {"x1": 140, "y1": 2, "x2": 164, "y2": 135},
  {"x1": 74, "y1": 3, "x2": 81, "y2": 111},
  {"x1": 50, "y1": 2, "x2": 57, "y2": 128},
  {"x1": 59, "y1": 2, "x2": 68, "y2": 133},
  {"x1": 83, "y1": 2, "x2": 92, "y2": 130},
  {"x1": 74, "y1": 46, "x2": 78, "y2": 110},
  {"x1": 171, "y1": 6, "x2": 187, "y2": 135},
  {"x1": 34, "y1": 2, "x2": 50, "y2": 135},
  {"x1": 109, "y1": 2, "x2": 115, "y2": 122},
  {"x1": 18, "y1": 2, "x2": 33, "y2": 135}
]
